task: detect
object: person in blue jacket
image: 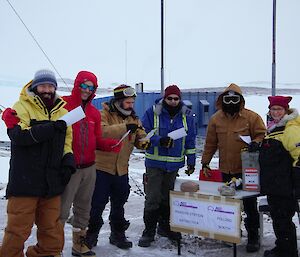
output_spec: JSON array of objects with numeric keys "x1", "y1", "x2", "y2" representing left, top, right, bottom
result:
[{"x1": 138, "y1": 85, "x2": 196, "y2": 247}]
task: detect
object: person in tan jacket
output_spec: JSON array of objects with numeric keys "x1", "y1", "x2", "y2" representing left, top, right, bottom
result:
[
  {"x1": 201, "y1": 83, "x2": 266, "y2": 253},
  {"x1": 85, "y1": 84, "x2": 149, "y2": 250}
]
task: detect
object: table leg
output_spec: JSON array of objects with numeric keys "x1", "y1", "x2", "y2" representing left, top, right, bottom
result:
[
  {"x1": 233, "y1": 243, "x2": 237, "y2": 257},
  {"x1": 177, "y1": 238, "x2": 181, "y2": 255}
]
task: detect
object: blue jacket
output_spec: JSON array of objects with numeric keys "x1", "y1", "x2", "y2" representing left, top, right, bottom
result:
[{"x1": 142, "y1": 99, "x2": 196, "y2": 172}]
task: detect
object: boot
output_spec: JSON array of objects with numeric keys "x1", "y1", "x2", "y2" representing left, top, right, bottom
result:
[
  {"x1": 157, "y1": 219, "x2": 182, "y2": 241},
  {"x1": 138, "y1": 209, "x2": 160, "y2": 247},
  {"x1": 85, "y1": 220, "x2": 103, "y2": 249},
  {"x1": 138, "y1": 228, "x2": 155, "y2": 247},
  {"x1": 264, "y1": 246, "x2": 299, "y2": 257},
  {"x1": 72, "y1": 228, "x2": 96, "y2": 257},
  {"x1": 109, "y1": 222, "x2": 132, "y2": 249},
  {"x1": 246, "y1": 228, "x2": 260, "y2": 253}
]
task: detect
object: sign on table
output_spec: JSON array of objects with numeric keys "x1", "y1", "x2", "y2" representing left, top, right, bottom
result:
[{"x1": 170, "y1": 191, "x2": 241, "y2": 243}]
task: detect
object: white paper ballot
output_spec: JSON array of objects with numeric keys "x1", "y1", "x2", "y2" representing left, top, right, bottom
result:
[
  {"x1": 168, "y1": 127, "x2": 187, "y2": 140},
  {"x1": 140, "y1": 128, "x2": 157, "y2": 141},
  {"x1": 111, "y1": 130, "x2": 131, "y2": 148},
  {"x1": 60, "y1": 106, "x2": 85, "y2": 126},
  {"x1": 239, "y1": 135, "x2": 252, "y2": 144}
]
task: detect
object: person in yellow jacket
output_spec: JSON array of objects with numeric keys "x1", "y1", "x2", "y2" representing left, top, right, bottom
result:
[
  {"x1": 0, "y1": 69, "x2": 75, "y2": 257},
  {"x1": 201, "y1": 83, "x2": 266, "y2": 253},
  {"x1": 260, "y1": 96, "x2": 300, "y2": 257},
  {"x1": 85, "y1": 84, "x2": 149, "y2": 250}
]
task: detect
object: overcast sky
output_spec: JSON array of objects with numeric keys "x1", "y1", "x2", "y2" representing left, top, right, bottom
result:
[{"x1": 1, "y1": 0, "x2": 299, "y2": 89}]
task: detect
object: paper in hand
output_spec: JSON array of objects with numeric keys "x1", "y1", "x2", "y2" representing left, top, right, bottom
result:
[
  {"x1": 111, "y1": 130, "x2": 131, "y2": 148},
  {"x1": 239, "y1": 135, "x2": 252, "y2": 144},
  {"x1": 139, "y1": 128, "x2": 157, "y2": 141},
  {"x1": 60, "y1": 106, "x2": 85, "y2": 126},
  {"x1": 168, "y1": 127, "x2": 187, "y2": 140}
]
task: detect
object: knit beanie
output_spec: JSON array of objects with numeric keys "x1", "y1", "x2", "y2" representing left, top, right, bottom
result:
[
  {"x1": 113, "y1": 84, "x2": 136, "y2": 100},
  {"x1": 164, "y1": 85, "x2": 181, "y2": 98},
  {"x1": 268, "y1": 96, "x2": 292, "y2": 110},
  {"x1": 31, "y1": 69, "x2": 57, "y2": 90}
]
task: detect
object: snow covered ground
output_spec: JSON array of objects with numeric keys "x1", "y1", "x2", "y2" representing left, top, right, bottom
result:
[{"x1": 1, "y1": 82, "x2": 300, "y2": 256}]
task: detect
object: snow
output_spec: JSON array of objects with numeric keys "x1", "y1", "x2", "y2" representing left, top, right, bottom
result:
[{"x1": 1, "y1": 82, "x2": 300, "y2": 256}]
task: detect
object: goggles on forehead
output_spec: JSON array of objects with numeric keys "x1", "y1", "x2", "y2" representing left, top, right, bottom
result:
[
  {"x1": 223, "y1": 94, "x2": 240, "y2": 104},
  {"x1": 115, "y1": 87, "x2": 137, "y2": 97},
  {"x1": 80, "y1": 83, "x2": 95, "y2": 91}
]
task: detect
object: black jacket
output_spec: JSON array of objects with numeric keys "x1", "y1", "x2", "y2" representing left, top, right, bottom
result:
[
  {"x1": 259, "y1": 126, "x2": 294, "y2": 197},
  {"x1": 6, "y1": 120, "x2": 75, "y2": 198}
]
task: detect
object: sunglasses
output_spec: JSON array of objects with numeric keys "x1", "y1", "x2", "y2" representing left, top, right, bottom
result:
[
  {"x1": 166, "y1": 96, "x2": 180, "y2": 101},
  {"x1": 223, "y1": 95, "x2": 240, "y2": 104},
  {"x1": 80, "y1": 83, "x2": 95, "y2": 91},
  {"x1": 114, "y1": 86, "x2": 137, "y2": 97}
]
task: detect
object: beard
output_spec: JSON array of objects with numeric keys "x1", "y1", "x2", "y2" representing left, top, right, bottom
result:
[{"x1": 37, "y1": 92, "x2": 55, "y2": 111}]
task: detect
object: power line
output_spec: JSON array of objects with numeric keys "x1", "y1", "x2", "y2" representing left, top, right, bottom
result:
[{"x1": 5, "y1": 0, "x2": 70, "y2": 89}]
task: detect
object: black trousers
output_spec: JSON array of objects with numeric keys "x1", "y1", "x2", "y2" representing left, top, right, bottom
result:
[
  {"x1": 267, "y1": 195, "x2": 298, "y2": 255},
  {"x1": 222, "y1": 173, "x2": 259, "y2": 233}
]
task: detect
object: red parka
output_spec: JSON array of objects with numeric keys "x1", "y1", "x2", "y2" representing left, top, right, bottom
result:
[{"x1": 63, "y1": 71, "x2": 118, "y2": 167}]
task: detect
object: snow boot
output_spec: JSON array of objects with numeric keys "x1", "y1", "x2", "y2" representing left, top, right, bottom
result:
[
  {"x1": 138, "y1": 209, "x2": 160, "y2": 247},
  {"x1": 85, "y1": 220, "x2": 103, "y2": 249},
  {"x1": 246, "y1": 228, "x2": 260, "y2": 252},
  {"x1": 157, "y1": 220, "x2": 182, "y2": 241},
  {"x1": 109, "y1": 222, "x2": 132, "y2": 249},
  {"x1": 264, "y1": 246, "x2": 299, "y2": 257},
  {"x1": 72, "y1": 228, "x2": 96, "y2": 257}
]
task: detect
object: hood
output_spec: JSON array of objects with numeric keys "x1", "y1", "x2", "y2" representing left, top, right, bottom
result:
[
  {"x1": 271, "y1": 108, "x2": 300, "y2": 132},
  {"x1": 216, "y1": 83, "x2": 245, "y2": 110},
  {"x1": 71, "y1": 71, "x2": 98, "y2": 105}
]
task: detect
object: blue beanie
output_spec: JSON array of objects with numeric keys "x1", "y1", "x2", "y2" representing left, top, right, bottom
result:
[{"x1": 31, "y1": 69, "x2": 57, "y2": 90}]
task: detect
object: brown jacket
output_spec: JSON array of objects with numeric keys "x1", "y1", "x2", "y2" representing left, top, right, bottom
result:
[
  {"x1": 201, "y1": 83, "x2": 266, "y2": 174},
  {"x1": 95, "y1": 102, "x2": 147, "y2": 176}
]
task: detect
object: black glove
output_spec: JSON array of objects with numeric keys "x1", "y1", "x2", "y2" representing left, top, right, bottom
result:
[
  {"x1": 248, "y1": 141, "x2": 260, "y2": 152},
  {"x1": 159, "y1": 136, "x2": 174, "y2": 148},
  {"x1": 61, "y1": 166, "x2": 73, "y2": 185},
  {"x1": 54, "y1": 120, "x2": 67, "y2": 132},
  {"x1": 185, "y1": 165, "x2": 195, "y2": 176},
  {"x1": 126, "y1": 123, "x2": 138, "y2": 133}
]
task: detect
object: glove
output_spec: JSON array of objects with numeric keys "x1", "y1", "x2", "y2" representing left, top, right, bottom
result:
[
  {"x1": 185, "y1": 165, "x2": 195, "y2": 176},
  {"x1": 159, "y1": 136, "x2": 174, "y2": 148},
  {"x1": 54, "y1": 120, "x2": 67, "y2": 132},
  {"x1": 137, "y1": 139, "x2": 151, "y2": 150},
  {"x1": 1, "y1": 108, "x2": 20, "y2": 128},
  {"x1": 126, "y1": 123, "x2": 138, "y2": 133},
  {"x1": 61, "y1": 166, "x2": 73, "y2": 185},
  {"x1": 248, "y1": 141, "x2": 260, "y2": 152},
  {"x1": 202, "y1": 163, "x2": 211, "y2": 177}
]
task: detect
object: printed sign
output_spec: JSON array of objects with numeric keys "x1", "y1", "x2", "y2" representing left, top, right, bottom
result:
[
  {"x1": 244, "y1": 168, "x2": 259, "y2": 191},
  {"x1": 170, "y1": 191, "x2": 241, "y2": 243}
]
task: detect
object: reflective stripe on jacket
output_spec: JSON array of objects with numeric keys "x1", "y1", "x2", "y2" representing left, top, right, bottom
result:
[{"x1": 142, "y1": 99, "x2": 196, "y2": 172}]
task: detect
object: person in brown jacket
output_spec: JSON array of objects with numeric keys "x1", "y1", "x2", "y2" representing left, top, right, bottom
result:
[
  {"x1": 85, "y1": 84, "x2": 149, "y2": 250},
  {"x1": 201, "y1": 83, "x2": 266, "y2": 253}
]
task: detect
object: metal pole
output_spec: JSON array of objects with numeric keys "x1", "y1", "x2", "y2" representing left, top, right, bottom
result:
[
  {"x1": 161, "y1": 0, "x2": 164, "y2": 95},
  {"x1": 271, "y1": 0, "x2": 276, "y2": 96}
]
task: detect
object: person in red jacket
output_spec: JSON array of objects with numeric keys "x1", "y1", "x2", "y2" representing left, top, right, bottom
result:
[{"x1": 60, "y1": 71, "x2": 121, "y2": 257}]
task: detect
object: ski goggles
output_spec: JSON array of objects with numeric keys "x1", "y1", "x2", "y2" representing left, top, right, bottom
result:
[
  {"x1": 223, "y1": 94, "x2": 241, "y2": 104},
  {"x1": 80, "y1": 83, "x2": 95, "y2": 91},
  {"x1": 114, "y1": 86, "x2": 137, "y2": 97}
]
